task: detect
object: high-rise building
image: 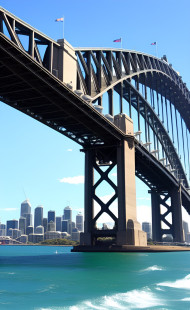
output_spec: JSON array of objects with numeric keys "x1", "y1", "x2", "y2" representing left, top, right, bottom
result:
[
  {"x1": 0, "y1": 224, "x2": 6, "y2": 236},
  {"x1": 48, "y1": 211, "x2": 56, "y2": 223},
  {"x1": 12, "y1": 229, "x2": 21, "y2": 240},
  {"x1": 62, "y1": 220, "x2": 68, "y2": 233},
  {"x1": 43, "y1": 218, "x2": 48, "y2": 233},
  {"x1": 19, "y1": 217, "x2": 26, "y2": 235},
  {"x1": 76, "y1": 212, "x2": 84, "y2": 232},
  {"x1": 56, "y1": 217, "x2": 62, "y2": 232},
  {"x1": 63, "y1": 206, "x2": 72, "y2": 234},
  {"x1": 34, "y1": 206, "x2": 43, "y2": 230},
  {"x1": 6, "y1": 220, "x2": 18, "y2": 236},
  {"x1": 183, "y1": 221, "x2": 189, "y2": 242},
  {"x1": 142, "y1": 222, "x2": 152, "y2": 240},
  {"x1": 20, "y1": 200, "x2": 31, "y2": 217},
  {"x1": 26, "y1": 225, "x2": 34, "y2": 235},
  {"x1": 64, "y1": 206, "x2": 72, "y2": 221},
  {"x1": 25, "y1": 213, "x2": 33, "y2": 227}
]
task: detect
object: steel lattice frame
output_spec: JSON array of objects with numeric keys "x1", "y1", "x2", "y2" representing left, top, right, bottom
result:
[{"x1": 0, "y1": 6, "x2": 189, "y2": 215}]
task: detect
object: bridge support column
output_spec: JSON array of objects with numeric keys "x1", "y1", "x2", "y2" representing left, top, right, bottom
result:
[
  {"x1": 80, "y1": 114, "x2": 147, "y2": 248},
  {"x1": 151, "y1": 191, "x2": 162, "y2": 242},
  {"x1": 80, "y1": 150, "x2": 94, "y2": 246},
  {"x1": 171, "y1": 187, "x2": 184, "y2": 242}
]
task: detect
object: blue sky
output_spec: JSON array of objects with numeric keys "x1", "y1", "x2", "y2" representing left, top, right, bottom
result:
[{"x1": 0, "y1": 0, "x2": 190, "y2": 228}]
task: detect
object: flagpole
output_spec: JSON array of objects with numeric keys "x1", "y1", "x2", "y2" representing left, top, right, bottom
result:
[
  {"x1": 63, "y1": 17, "x2": 64, "y2": 39},
  {"x1": 121, "y1": 37, "x2": 122, "y2": 49}
]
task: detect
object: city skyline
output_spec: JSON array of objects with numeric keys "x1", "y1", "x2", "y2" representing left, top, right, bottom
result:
[{"x1": 0, "y1": 0, "x2": 190, "y2": 228}]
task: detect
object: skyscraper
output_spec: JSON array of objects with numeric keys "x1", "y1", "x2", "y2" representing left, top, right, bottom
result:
[
  {"x1": 62, "y1": 220, "x2": 68, "y2": 233},
  {"x1": 56, "y1": 217, "x2": 62, "y2": 232},
  {"x1": 48, "y1": 211, "x2": 56, "y2": 223},
  {"x1": 43, "y1": 217, "x2": 47, "y2": 233},
  {"x1": 183, "y1": 221, "x2": 189, "y2": 242},
  {"x1": 43, "y1": 218, "x2": 48, "y2": 233},
  {"x1": 64, "y1": 206, "x2": 72, "y2": 234},
  {"x1": 25, "y1": 213, "x2": 33, "y2": 227},
  {"x1": 76, "y1": 212, "x2": 84, "y2": 232},
  {"x1": 64, "y1": 206, "x2": 72, "y2": 221},
  {"x1": 34, "y1": 206, "x2": 43, "y2": 230},
  {"x1": 19, "y1": 217, "x2": 26, "y2": 235},
  {"x1": 142, "y1": 222, "x2": 152, "y2": 240},
  {"x1": 20, "y1": 200, "x2": 31, "y2": 217},
  {"x1": 6, "y1": 220, "x2": 18, "y2": 236}
]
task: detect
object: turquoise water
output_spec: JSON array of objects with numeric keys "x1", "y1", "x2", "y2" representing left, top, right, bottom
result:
[{"x1": 0, "y1": 246, "x2": 190, "y2": 309}]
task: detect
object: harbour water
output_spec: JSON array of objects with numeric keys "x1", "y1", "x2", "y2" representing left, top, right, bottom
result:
[{"x1": 0, "y1": 245, "x2": 190, "y2": 309}]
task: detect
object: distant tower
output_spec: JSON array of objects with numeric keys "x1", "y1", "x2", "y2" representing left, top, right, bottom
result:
[
  {"x1": 56, "y1": 217, "x2": 62, "y2": 232},
  {"x1": 64, "y1": 206, "x2": 72, "y2": 221},
  {"x1": 43, "y1": 218, "x2": 48, "y2": 233},
  {"x1": 76, "y1": 212, "x2": 84, "y2": 232},
  {"x1": 34, "y1": 206, "x2": 43, "y2": 230},
  {"x1": 64, "y1": 206, "x2": 72, "y2": 234},
  {"x1": 19, "y1": 217, "x2": 26, "y2": 235},
  {"x1": 6, "y1": 220, "x2": 18, "y2": 236},
  {"x1": 48, "y1": 211, "x2": 56, "y2": 223},
  {"x1": 62, "y1": 220, "x2": 68, "y2": 233},
  {"x1": 20, "y1": 200, "x2": 31, "y2": 217},
  {"x1": 25, "y1": 213, "x2": 33, "y2": 227},
  {"x1": 142, "y1": 222, "x2": 152, "y2": 240},
  {"x1": 183, "y1": 221, "x2": 189, "y2": 242}
]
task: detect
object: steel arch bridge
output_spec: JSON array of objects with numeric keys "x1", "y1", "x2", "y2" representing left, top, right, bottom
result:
[{"x1": 0, "y1": 7, "x2": 189, "y2": 246}]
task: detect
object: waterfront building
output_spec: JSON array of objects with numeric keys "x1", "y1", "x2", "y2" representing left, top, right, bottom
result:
[
  {"x1": 18, "y1": 234, "x2": 28, "y2": 244},
  {"x1": 19, "y1": 217, "x2": 26, "y2": 235},
  {"x1": 43, "y1": 218, "x2": 48, "y2": 233},
  {"x1": 72, "y1": 227, "x2": 80, "y2": 242},
  {"x1": 20, "y1": 200, "x2": 31, "y2": 217},
  {"x1": 12, "y1": 229, "x2": 21, "y2": 240},
  {"x1": 56, "y1": 217, "x2": 62, "y2": 232},
  {"x1": 28, "y1": 233, "x2": 44, "y2": 243},
  {"x1": 6, "y1": 220, "x2": 18, "y2": 236},
  {"x1": 48, "y1": 210, "x2": 56, "y2": 223},
  {"x1": 26, "y1": 225, "x2": 34, "y2": 235},
  {"x1": 76, "y1": 212, "x2": 84, "y2": 231},
  {"x1": 44, "y1": 231, "x2": 61, "y2": 240},
  {"x1": 142, "y1": 222, "x2": 152, "y2": 239},
  {"x1": 48, "y1": 220, "x2": 55, "y2": 232},
  {"x1": 61, "y1": 232, "x2": 70, "y2": 239},
  {"x1": 72, "y1": 221, "x2": 76, "y2": 229},
  {"x1": 34, "y1": 206, "x2": 43, "y2": 230},
  {"x1": 35, "y1": 225, "x2": 44, "y2": 235},
  {"x1": 62, "y1": 220, "x2": 68, "y2": 233}
]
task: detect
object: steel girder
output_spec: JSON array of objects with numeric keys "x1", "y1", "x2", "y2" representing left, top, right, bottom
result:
[
  {"x1": 76, "y1": 49, "x2": 190, "y2": 131},
  {"x1": 0, "y1": 7, "x2": 189, "y2": 210}
]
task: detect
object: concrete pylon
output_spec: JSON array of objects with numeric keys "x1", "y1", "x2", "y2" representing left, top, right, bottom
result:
[
  {"x1": 171, "y1": 186, "x2": 184, "y2": 242},
  {"x1": 115, "y1": 114, "x2": 147, "y2": 246},
  {"x1": 151, "y1": 191, "x2": 162, "y2": 242},
  {"x1": 80, "y1": 113, "x2": 147, "y2": 247}
]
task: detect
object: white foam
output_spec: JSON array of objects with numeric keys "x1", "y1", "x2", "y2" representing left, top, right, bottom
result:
[
  {"x1": 142, "y1": 265, "x2": 164, "y2": 272},
  {"x1": 181, "y1": 297, "x2": 190, "y2": 301},
  {"x1": 158, "y1": 274, "x2": 190, "y2": 290},
  {"x1": 62, "y1": 288, "x2": 164, "y2": 309}
]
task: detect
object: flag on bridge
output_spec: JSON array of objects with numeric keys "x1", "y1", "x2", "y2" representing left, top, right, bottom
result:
[
  {"x1": 55, "y1": 17, "x2": 64, "y2": 22},
  {"x1": 113, "y1": 38, "x2": 121, "y2": 42},
  {"x1": 151, "y1": 42, "x2": 157, "y2": 45}
]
